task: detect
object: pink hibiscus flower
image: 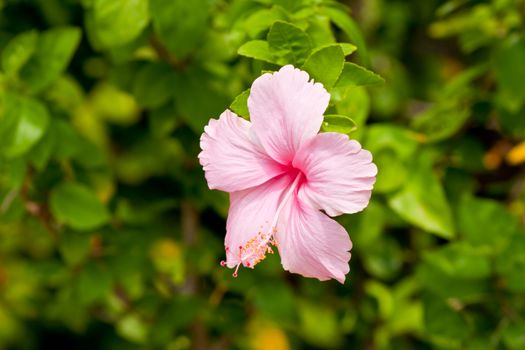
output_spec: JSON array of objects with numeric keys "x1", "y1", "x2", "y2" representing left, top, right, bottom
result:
[{"x1": 199, "y1": 65, "x2": 377, "y2": 283}]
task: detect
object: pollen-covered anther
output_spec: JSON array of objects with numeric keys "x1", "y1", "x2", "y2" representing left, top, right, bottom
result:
[{"x1": 238, "y1": 230, "x2": 277, "y2": 268}]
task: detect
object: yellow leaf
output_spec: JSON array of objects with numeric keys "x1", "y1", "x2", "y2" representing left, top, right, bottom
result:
[
  {"x1": 506, "y1": 141, "x2": 525, "y2": 165},
  {"x1": 249, "y1": 323, "x2": 290, "y2": 350}
]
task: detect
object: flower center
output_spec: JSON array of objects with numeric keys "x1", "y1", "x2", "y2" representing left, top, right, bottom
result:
[{"x1": 221, "y1": 170, "x2": 304, "y2": 277}]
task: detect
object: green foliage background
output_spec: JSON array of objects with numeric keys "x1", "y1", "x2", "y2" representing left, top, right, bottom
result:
[{"x1": 1, "y1": 0, "x2": 525, "y2": 349}]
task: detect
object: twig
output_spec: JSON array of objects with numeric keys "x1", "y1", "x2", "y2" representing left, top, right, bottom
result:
[
  {"x1": 180, "y1": 200, "x2": 209, "y2": 350},
  {"x1": 149, "y1": 36, "x2": 188, "y2": 70},
  {"x1": 0, "y1": 188, "x2": 18, "y2": 213}
]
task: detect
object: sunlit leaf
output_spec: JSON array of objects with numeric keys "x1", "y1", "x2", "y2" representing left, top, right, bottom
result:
[
  {"x1": 88, "y1": 0, "x2": 149, "y2": 49},
  {"x1": 302, "y1": 45, "x2": 345, "y2": 89},
  {"x1": 321, "y1": 114, "x2": 357, "y2": 134},
  {"x1": 335, "y1": 62, "x2": 385, "y2": 88},
  {"x1": 238, "y1": 40, "x2": 278, "y2": 64},
  {"x1": 230, "y1": 89, "x2": 250, "y2": 119},
  {"x1": 20, "y1": 27, "x2": 81, "y2": 93},
  {"x1": 0, "y1": 93, "x2": 50, "y2": 158},
  {"x1": 1, "y1": 30, "x2": 38, "y2": 76},
  {"x1": 267, "y1": 21, "x2": 312, "y2": 65}
]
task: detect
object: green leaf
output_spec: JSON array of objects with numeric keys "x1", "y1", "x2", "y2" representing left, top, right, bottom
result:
[
  {"x1": 238, "y1": 40, "x2": 278, "y2": 64},
  {"x1": 372, "y1": 149, "x2": 407, "y2": 193},
  {"x1": 174, "y1": 67, "x2": 229, "y2": 134},
  {"x1": 0, "y1": 93, "x2": 50, "y2": 158},
  {"x1": 88, "y1": 0, "x2": 149, "y2": 48},
  {"x1": 364, "y1": 281, "x2": 394, "y2": 318},
  {"x1": 114, "y1": 137, "x2": 183, "y2": 184},
  {"x1": 321, "y1": 114, "x2": 357, "y2": 134},
  {"x1": 458, "y1": 195, "x2": 519, "y2": 250},
  {"x1": 50, "y1": 120, "x2": 87, "y2": 161},
  {"x1": 494, "y1": 38, "x2": 525, "y2": 111},
  {"x1": 410, "y1": 66, "x2": 481, "y2": 142},
  {"x1": 339, "y1": 43, "x2": 357, "y2": 56},
  {"x1": 411, "y1": 104, "x2": 470, "y2": 143},
  {"x1": 50, "y1": 182, "x2": 110, "y2": 231},
  {"x1": 271, "y1": 0, "x2": 302, "y2": 11},
  {"x1": 149, "y1": 103, "x2": 178, "y2": 138},
  {"x1": 117, "y1": 314, "x2": 148, "y2": 344},
  {"x1": 362, "y1": 236, "x2": 403, "y2": 280},
  {"x1": 388, "y1": 157, "x2": 455, "y2": 238},
  {"x1": 132, "y1": 62, "x2": 177, "y2": 108},
  {"x1": 304, "y1": 13, "x2": 336, "y2": 47},
  {"x1": 19, "y1": 27, "x2": 81, "y2": 93},
  {"x1": 299, "y1": 301, "x2": 342, "y2": 348},
  {"x1": 422, "y1": 293, "x2": 469, "y2": 345},
  {"x1": 90, "y1": 83, "x2": 140, "y2": 126},
  {"x1": 498, "y1": 104, "x2": 525, "y2": 139},
  {"x1": 75, "y1": 262, "x2": 113, "y2": 304},
  {"x1": 150, "y1": 0, "x2": 209, "y2": 58},
  {"x1": 365, "y1": 124, "x2": 419, "y2": 160},
  {"x1": 230, "y1": 89, "x2": 250, "y2": 119},
  {"x1": 503, "y1": 322, "x2": 525, "y2": 349},
  {"x1": 253, "y1": 282, "x2": 296, "y2": 327},
  {"x1": 496, "y1": 234, "x2": 525, "y2": 292},
  {"x1": 1, "y1": 30, "x2": 38, "y2": 76},
  {"x1": 27, "y1": 122, "x2": 56, "y2": 171},
  {"x1": 302, "y1": 45, "x2": 345, "y2": 89},
  {"x1": 322, "y1": 6, "x2": 369, "y2": 66},
  {"x1": 333, "y1": 85, "x2": 370, "y2": 129},
  {"x1": 242, "y1": 6, "x2": 288, "y2": 38},
  {"x1": 267, "y1": 21, "x2": 312, "y2": 65},
  {"x1": 423, "y1": 243, "x2": 491, "y2": 280},
  {"x1": 312, "y1": 43, "x2": 357, "y2": 57},
  {"x1": 420, "y1": 259, "x2": 490, "y2": 301},
  {"x1": 335, "y1": 62, "x2": 385, "y2": 88},
  {"x1": 59, "y1": 232, "x2": 91, "y2": 266},
  {"x1": 349, "y1": 201, "x2": 385, "y2": 248}
]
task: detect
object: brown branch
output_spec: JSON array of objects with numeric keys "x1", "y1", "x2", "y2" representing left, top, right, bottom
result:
[
  {"x1": 180, "y1": 200, "x2": 209, "y2": 350},
  {"x1": 19, "y1": 167, "x2": 59, "y2": 240},
  {"x1": 149, "y1": 36, "x2": 189, "y2": 70}
]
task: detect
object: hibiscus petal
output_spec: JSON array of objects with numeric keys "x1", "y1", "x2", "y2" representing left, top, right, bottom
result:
[
  {"x1": 248, "y1": 65, "x2": 330, "y2": 165},
  {"x1": 276, "y1": 197, "x2": 352, "y2": 283},
  {"x1": 225, "y1": 174, "x2": 293, "y2": 268},
  {"x1": 293, "y1": 132, "x2": 377, "y2": 216},
  {"x1": 199, "y1": 110, "x2": 286, "y2": 192}
]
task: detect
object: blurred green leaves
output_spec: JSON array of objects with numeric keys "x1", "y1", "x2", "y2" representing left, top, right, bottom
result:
[
  {"x1": 150, "y1": 0, "x2": 209, "y2": 58},
  {"x1": 19, "y1": 27, "x2": 81, "y2": 93},
  {"x1": 132, "y1": 62, "x2": 176, "y2": 108},
  {"x1": 0, "y1": 27, "x2": 80, "y2": 99},
  {"x1": 1, "y1": 30, "x2": 37, "y2": 76},
  {"x1": 50, "y1": 182, "x2": 110, "y2": 231},
  {"x1": 388, "y1": 156, "x2": 455, "y2": 239},
  {"x1": 459, "y1": 196, "x2": 519, "y2": 250},
  {"x1": 0, "y1": 0, "x2": 525, "y2": 349},
  {"x1": 0, "y1": 93, "x2": 49, "y2": 159},
  {"x1": 494, "y1": 38, "x2": 525, "y2": 111},
  {"x1": 87, "y1": 0, "x2": 149, "y2": 49}
]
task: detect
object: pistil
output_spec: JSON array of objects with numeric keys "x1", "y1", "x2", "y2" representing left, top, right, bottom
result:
[{"x1": 226, "y1": 172, "x2": 303, "y2": 277}]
